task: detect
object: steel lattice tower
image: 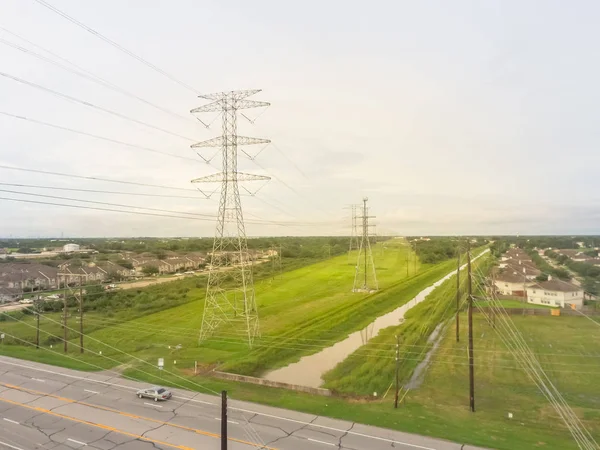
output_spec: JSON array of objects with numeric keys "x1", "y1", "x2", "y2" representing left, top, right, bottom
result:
[
  {"x1": 191, "y1": 90, "x2": 270, "y2": 347},
  {"x1": 353, "y1": 197, "x2": 378, "y2": 292},
  {"x1": 345, "y1": 204, "x2": 360, "y2": 263}
]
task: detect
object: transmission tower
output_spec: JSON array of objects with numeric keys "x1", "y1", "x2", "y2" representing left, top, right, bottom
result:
[
  {"x1": 191, "y1": 90, "x2": 270, "y2": 347},
  {"x1": 353, "y1": 197, "x2": 378, "y2": 292},
  {"x1": 345, "y1": 204, "x2": 360, "y2": 262}
]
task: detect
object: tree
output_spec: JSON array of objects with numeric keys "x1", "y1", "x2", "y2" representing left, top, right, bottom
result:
[
  {"x1": 536, "y1": 273, "x2": 549, "y2": 282},
  {"x1": 142, "y1": 265, "x2": 159, "y2": 276},
  {"x1": 587, "y1": 266, "x2": 600, "y2": 278},
  {"x1": 117, "y1": 260, "x2": 134, "y2": 270}
]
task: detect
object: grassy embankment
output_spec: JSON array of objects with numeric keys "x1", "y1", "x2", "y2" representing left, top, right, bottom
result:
[
  {"x1": 322, "y1": 250, "x2": 492, "y2": 395},
  {"x1": 0, "y1": 239, "x2": 437, "y2": 375}
]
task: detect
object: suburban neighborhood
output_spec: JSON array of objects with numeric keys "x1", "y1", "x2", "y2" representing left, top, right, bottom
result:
[
  {"x1": 0, "y1": 242, "x2": 278, "y2": 304},
  {"x1": 493, "y1": 246, "x2": 588, "y2": 309}
]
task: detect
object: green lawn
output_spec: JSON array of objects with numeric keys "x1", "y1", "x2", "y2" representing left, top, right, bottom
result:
[{"x1": 407, "y1": 313, "x2": 600, "y2": 449}]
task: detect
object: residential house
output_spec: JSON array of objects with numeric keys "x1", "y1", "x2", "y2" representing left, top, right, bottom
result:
[
  {"x1": 163, "y1": 257, "x2": 190, "y2": 272},
  {"x1": 504, "y1": 262, "x2": 541, "y2": 280},
  {"x1": 0, "y1": 286, "x2": 21, "y2": 303},
  {"x1": 0, "y1": 263, "x2": 59, "y2": 290},
  {"x1": 526, "y1": 277, "x2": 584, "y2": 309},
  {"x1": 58, "y1": 263, "x2": 106, "y2": 284},
  {"x1": 493, "y1": 269, "x2": 535, "y2": 297},
  {"x1": 95, "y1": 261, "x2": 134, "y2": 279},
  {"x1": 137, "y1": 259, "x2": 172, "y2": 274}
]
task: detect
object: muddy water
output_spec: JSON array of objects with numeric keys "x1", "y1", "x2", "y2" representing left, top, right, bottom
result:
[{"x1": 262, "y1": 249, "x2": 489, "y2": 388}]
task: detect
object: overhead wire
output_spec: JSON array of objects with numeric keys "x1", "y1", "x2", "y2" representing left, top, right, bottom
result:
[
  {"x1": 472, "y1": 264, "x2": 599, "y2": 449},
  {"x1": 0, "y1": 310, "x2": 271, "y2": 448},
  {"x1": 0, "y1": 164, "x2": 203, "y2": 192},
  {"x1": 0, "y1": 111, "x2": 201, "y2": 163},
  {"x1": 32, "y1": 0, "x2": 201, "y2": 95},
  {"x1": 0, "y1": 182, "x2": 208, "y2": 200},
  {"x1": 0, "y1": 71, "x2": 198, "y2": 142},
  {"x1": 0, "y1": 32, "x2": 196, "y2": 123}
]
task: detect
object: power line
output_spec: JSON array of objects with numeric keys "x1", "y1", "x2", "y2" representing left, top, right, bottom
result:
[
  {"x1": 0, "y1": 188, "x2": 215, "y2": 218},
  {"x1": 32, "y1": 0, "x2": 201, "y2": 95},
  {"x1": 0, "y1": 190, "x2": 337, "y2": 227},
  {"x1": 0, "y1": 71, "x2": 197, "y2": 142},
  {"x1": 0, "y1": 111, "x2": 201, "y2": 163},
  {"x1": 0, "y1": 164, "x2": 201, "y2": 192},
  {"x1": 0, "y1": 196, "x2": 216, "y2": 222},
  {"x1": 0, "y1": 32, "x2": 195, "y2": 123},
  {"x1": 0, "y1": 182, "x2": 206, "y2": 199}
]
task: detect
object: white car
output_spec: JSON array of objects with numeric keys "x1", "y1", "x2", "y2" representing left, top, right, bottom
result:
[{"x1": 136, "y1": 386, "x2": 172, "y2": 402}]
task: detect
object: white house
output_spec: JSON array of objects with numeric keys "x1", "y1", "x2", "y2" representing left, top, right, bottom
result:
[
  {"x1": 63, "y1": 243, "x2": 80, "y2": 253},
  {"x1": 525, "y1": 277, "x2": 584, "y2": 309}
]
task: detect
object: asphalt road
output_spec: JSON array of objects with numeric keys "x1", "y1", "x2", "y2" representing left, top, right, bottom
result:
[{"x1": 0, "y1": 356, "x2": 488, "y2": 450}]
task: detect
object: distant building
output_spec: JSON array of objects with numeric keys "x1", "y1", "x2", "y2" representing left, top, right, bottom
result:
[
  {"x1": 526, "y1": 277, "x2": 584, "y2": 309},
  {"x1": 63, "y1": 243, "x2": 80, "y2": 253}
]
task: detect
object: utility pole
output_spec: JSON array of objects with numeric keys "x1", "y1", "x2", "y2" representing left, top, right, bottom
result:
[
  {"x1": 35, "y1": 298, "x2": 40, "y2": 349},
  {"x1": 79, "y1": 284, "x2": 84, "y2": 354},
  {"x1": 346, "y1": 204, "x2": 360, "y2": 263},
  {"x1": 456, "y1": 244, "x2": 461, "y2": 343},
  {"x1": 192, "y1": 90, "x2": 270, "y2": 347},
  {"x1": 353, "y1": 198, "x2": 378, "y2": 292},
  {"x1": 58, "y1": 272, "x2": 87, "y2": 353},
  {"x1": 394, "y1": 335, "x2": 400, "y2": 408},
  {"x1": 467, "y1": 240, "x2": 475, "y2": 412},
  {"x1": 414, "y1": 240, "x2": 418, "y2": 274},
  {"x1": 221, "y1": 390, "x2": 228, "y2": 450},
  {"x1": 62, "y1": 276, "x2": 67, "y2": 353}
]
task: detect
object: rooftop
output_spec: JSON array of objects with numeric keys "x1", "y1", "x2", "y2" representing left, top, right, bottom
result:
[{"x1": 528, "y1": 278, "x2": 581, "y2": 293}]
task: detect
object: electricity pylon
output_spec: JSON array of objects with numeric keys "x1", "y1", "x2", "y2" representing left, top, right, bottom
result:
[
  {"x1": 353, "y1": 197, "x2": 378, "y2": 292},
  {"x1": 345, "y1": 204, "x2": 360, "y2": 263},
  {"x1": 191, "y1": 90, "x2": 270, "y2": 347}
]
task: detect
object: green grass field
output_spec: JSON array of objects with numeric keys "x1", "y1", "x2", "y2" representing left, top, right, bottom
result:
[
  {"x1": 1, "y1": 239, "x2": 439, "y2": 376},
  {"x1": 406, "y1": 313, "x2": 600, "y2": 449}
]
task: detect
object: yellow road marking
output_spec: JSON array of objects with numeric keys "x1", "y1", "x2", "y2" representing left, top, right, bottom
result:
[
  {"x1": 0, "y1": 396, "x2": 193, "y2": 450},
  {"x1": 0, "y1": 382, "x2": 276, "y2": 450}
]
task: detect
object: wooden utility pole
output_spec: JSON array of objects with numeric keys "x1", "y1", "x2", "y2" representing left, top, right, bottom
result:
[
  {"x1": 62, "y1": 276, "x2": 68, "y2": 353},
  {"x1": 221, "y1": 390, "x2": 228, "y2": 450},
  {"x1": 35, "y1": 298, "x2": 40, "y2": 349},
  {"x1": 414, "y1": 241, "x2": 417, "y2": 274},
  {"x1": 467, "y1": 240, "x2": 475, "y2": 412},
  {"x1": 456, "y1": 245, "x2": 461, "y2": 343},
  {"x1": 58, "y1": 272, "x2": 87, "y2": 353},
  {"x1": 79, "y1": 284, "x2": 84, "y2": 353},
  {"x1": 394, "y1": 335, "x2": 400, "y2": 408}
]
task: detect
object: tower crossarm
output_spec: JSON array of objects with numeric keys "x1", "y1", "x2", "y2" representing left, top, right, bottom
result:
[
  {"x1": 191, "y1": 172, "x2": 271, "y2": 183},
  {"x1": 191, "y1": 100, "x2": 270, "y2": 113},
  {"x1": 198, "y1": 89, "x2": 262, "y2": 101},
  {"x1": 191, "y1": 136, "x2": 271, "y2": 149}
]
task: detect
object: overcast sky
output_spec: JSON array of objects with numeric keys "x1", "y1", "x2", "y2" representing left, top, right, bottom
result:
[{"x1": 1, "y1": 0, "x2": 599, "y2": 238}]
